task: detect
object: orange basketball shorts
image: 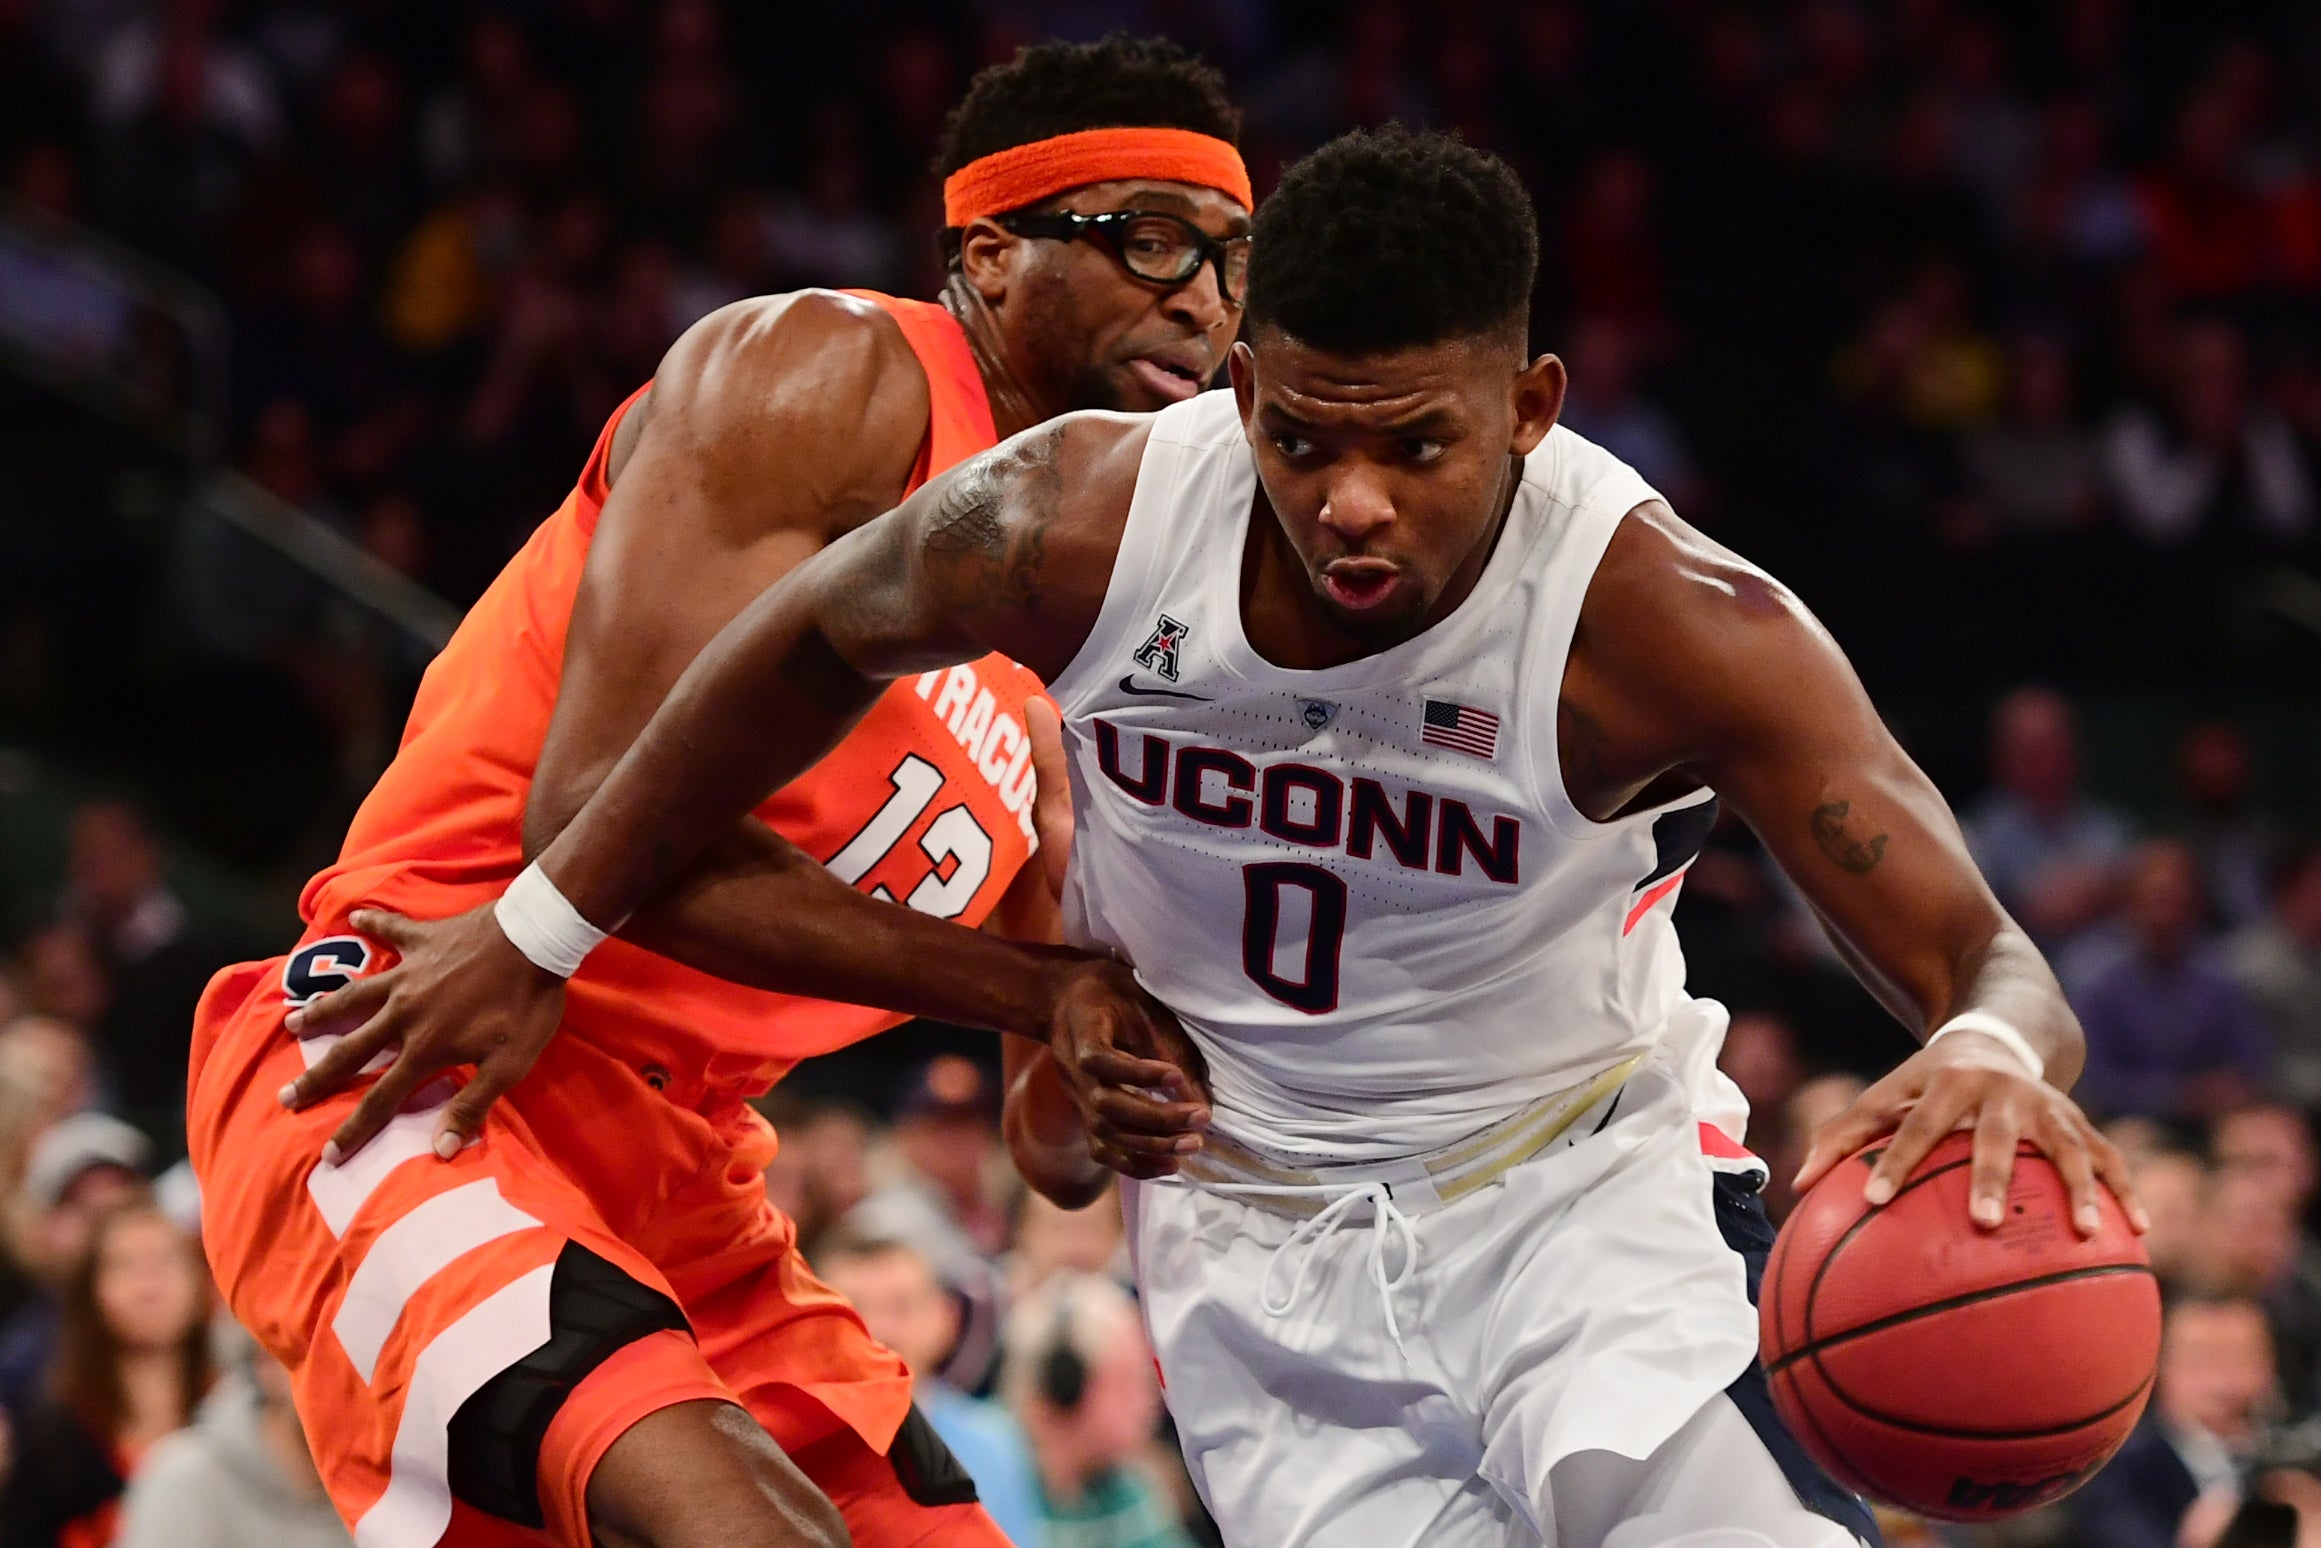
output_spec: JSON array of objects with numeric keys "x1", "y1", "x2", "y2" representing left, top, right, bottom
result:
[{"x1": 187, "y1": 932, "x2": 1007, "y2": 1548}]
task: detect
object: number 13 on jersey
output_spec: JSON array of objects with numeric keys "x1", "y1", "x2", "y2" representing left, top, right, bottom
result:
[{"x1": 825, "y1": 754, "x2": 994, "y2": 919}]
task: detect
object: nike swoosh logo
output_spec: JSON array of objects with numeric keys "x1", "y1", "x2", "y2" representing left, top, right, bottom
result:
[{"x1": 1117, "y1": 675, "x2": 1211, "y2": 701}]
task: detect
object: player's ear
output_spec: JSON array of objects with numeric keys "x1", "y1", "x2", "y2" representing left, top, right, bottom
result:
[
  {"x1": 1228, "y1": 339, "x2": 1258, "y2": 422},
  {"x1": 955, "y1": 218, "x2": 1020, "y2": 305},
  {"x1": 1510, "y1": 351, "x2": 1566, "y2": 456}
]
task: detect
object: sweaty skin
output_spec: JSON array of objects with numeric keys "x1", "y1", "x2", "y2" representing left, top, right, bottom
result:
[
  {"x1": 281, "y1": 176, "x2": 1250, "y2": 1171},
  {"x1": 327, "y1": 323, "x2": 2140, "y2": 1235}
]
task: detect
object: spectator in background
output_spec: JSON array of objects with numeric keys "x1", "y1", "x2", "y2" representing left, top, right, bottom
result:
[
  {"x1": 815, "y1": 1230, "x2": 1042, "y2": 1548},
  {"x1": 1716, "y1": 1010, "x2": 1804, "y2": 1133},
  {"x1": 2103, "y1": 315, "x2": 2315, "y2": 551},
  {"x1": 62, "y1": 801, "x2": 224, "y2": 1156},
  {"x1": 17, "y1": 925, "x2": 110, "y2": 1039},
  {"x1": 2070, "y1": 1294, "x2": 2277, "y2": 1548},
  {"x1": 0, "y1": 1065, "x2": 43, "y2": 1329},
  {"x1": 0, "y1": 1017, "x2": 95, "y2": 1133},
  {"x1": 85, "y1": 0, "x2": 278, "y2": 279},
  {"x1": 2077, "y1": 841, "x2": 2272, "y2": 1123},
  {"x1": 847, "y1": 1057, "x2": 1011, "y2": 1392},
  {"x1": 1958, "y1": 331, "x2": 2104, "y2": 537},
  {"x1": 852, "y1": 1056, "x2": 1011, "y2": 1275},
  {"x1": 0, "y1": 1198, "x2": 212, "y2": 1548},
  {"x1": 114, "y1": 1341, "x2": 349, "y2": 1548},
  {"x1": 1964, "y1": 686, "x2": 2133, "y2": 951},
  {"x1": 2190, "y1": 1169, "x2": 2321, "y2": 1418},
  {"x1": 2232, "y1": 846, "x2": 2321, "y2": 1112},
  {"x1": 759, "y1": 1094, "x2": 873, "y2": 1255},
  {"x1": 1555, "y1": 313, "x2": 1702, "y2": 515},
  {"x1": 2179, "y1": 720, "x2": 2278, "y2": 930},
  {"x1": 1766, "y1": 1073, "x2": 1865, "y2": 1224},
  {"x1": 0, "y1": 1113, "x2": 151, "y2": 1417},
  {"x1": 2138, "y1": 1146, "x2": 2212, "y2": 1289},
  {"x1": 2212, "y1": 1107, "x2": 2320, "y2": 1224},
  {"x1": 1001, "y1": 1273, "x2": 1195, "y2": 1548},
  {"x1": 1007, "y1": 1190, "x2": 1128, "y2": 1306}
]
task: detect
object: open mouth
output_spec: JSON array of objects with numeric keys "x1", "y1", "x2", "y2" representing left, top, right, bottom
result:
[
  {"x1": 1127, "y1": 356, "x2": 1207, "y2": 402},
  {"x1": 1321, "y1": 559, "x2": 1402, "y2": 611}
]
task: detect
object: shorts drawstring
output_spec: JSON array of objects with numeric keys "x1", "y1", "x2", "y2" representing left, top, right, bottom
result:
[{"x1": 1195, "y1": 1178, "x2": 1422, "y2": 1360}]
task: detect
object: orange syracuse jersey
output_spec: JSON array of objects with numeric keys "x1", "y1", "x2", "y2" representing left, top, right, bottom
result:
[{"x1": 298, "y1": 292, "x2": 1041, "y2": 1087}]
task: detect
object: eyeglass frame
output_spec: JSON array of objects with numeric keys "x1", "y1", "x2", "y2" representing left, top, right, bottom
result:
[{"x1": 995, "y1": 208, "x2": 1250, "y2": 306}]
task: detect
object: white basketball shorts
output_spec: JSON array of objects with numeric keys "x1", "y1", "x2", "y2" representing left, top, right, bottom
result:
[{"x1": 1121, "y1": 1054, "x2": 1881, "y2": 1548}]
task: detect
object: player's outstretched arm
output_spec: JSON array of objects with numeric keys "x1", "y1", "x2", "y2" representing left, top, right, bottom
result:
[
  {"x1": 283, "y1": 413, "x2": 1201, "y2": 1165},
  {"x1": 1564, "y1": 502, "x2": 2143, "y2": 1238}
]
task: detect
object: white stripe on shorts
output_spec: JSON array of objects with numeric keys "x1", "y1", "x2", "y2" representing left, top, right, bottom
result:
[
  {"x1": 353, "y1": 1262, "x2": 555, "y2": 1548},
  {"x1": 334, "y1": 1178, "x2": 541, "y2": 1382},
  {"x1": 304, "y1": 1079, "x2": 462, "y2": 1237}
]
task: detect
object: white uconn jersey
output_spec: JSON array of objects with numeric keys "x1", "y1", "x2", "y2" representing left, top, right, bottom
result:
[{"x1": 1049, "y1": 391, "x2": 1745, "y2": 1164}]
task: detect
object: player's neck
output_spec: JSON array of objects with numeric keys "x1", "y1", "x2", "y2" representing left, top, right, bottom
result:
[{"x1": 942, "y1": 276, "x2": 1048, "y2": 440}]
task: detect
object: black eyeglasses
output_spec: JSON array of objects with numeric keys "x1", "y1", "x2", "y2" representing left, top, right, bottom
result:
[{"x1": 998, "y1": 209, "x2": 1250, "y2": 306}]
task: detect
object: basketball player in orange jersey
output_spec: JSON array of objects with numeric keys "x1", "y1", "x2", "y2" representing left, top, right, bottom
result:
[{"x1": 186, "y1": 37, "x2": 1240, "y2": 1548}]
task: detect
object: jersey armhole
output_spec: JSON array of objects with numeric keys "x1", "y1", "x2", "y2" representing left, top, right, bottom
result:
[
  {"x1": 1041, "y1": 419, "x2": 1192, "y2": 715},
  {"x1": 1526, "y1": 469, "x2": 1666, "y2": 842}
]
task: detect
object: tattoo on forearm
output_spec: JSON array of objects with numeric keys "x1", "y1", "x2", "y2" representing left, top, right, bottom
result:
[
  {"x1": 923, "y1": 424, "x2": 1064, "y2": 612},
  {"x1": 1811, "y1": 798, "x2": 1889, "y2": 874}
]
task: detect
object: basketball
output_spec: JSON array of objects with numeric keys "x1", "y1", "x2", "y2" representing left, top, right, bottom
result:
[{"x1": 1760, "y1": 1131, "x2": 2161, "y2": 1521}]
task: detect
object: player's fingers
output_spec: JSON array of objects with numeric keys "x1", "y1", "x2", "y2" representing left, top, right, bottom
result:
[
  {"x1": 348, "y1": 908, "x2": 429, "y2": 951},
  {"x1": 431, "y1": 1062, "x2": 516, "y2": 1161},
  {"x1": 323, "y1": 1057, "x2": 426, "y2": 1165},
  {"x1": 1965, "y1": 1099, "x2": 2024, "y2": 1230},
  {"x1": 279, "y1": 1015, "x2": 399, "y2": 1108},
  {"x1": 283, "y1": 973, "x2": 391, "y2": 1039},
  {"x1": 1091, "y1": 1136, "x2": 1178, "y2": 1180},
  {"x1": 2084, "y1": 1124, "x2": 2151, "y2": 1233},
  {"x1": 1865, "y1": 1084, "x2": 1971, "y2": 1206},
  {"x1": 1086, "y1": 1123, "x2": 1203, "y2": 1159},
  {"x1": 1078, "y1": 1048, "x2": 1203, "y2": 1100},
  {"x1": 1087, "y1": 1085, "x2": 1209, "y2": 1139},
  {"x1": 1793, "y1": 1082, "x2": 1910, "y2": 1191},
  {"x1": 2039, "y1": 1113, "x2": 2105, "y2": 1237}
]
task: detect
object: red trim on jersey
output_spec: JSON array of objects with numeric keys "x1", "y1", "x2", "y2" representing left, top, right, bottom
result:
[{"x1": 1622, "y1": 867, "x2": 1688, "y2": 934}]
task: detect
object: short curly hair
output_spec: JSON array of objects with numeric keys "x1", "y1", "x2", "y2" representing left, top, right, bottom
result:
[
  {"x1": 1246, "y1": 126, "x2": 1538, "y2": 353},
  {"x1": 935, "y1": 33, "x2": 1240, "y2": 181}
]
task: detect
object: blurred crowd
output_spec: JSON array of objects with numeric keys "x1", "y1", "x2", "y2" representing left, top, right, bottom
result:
[
  {"x1": 1, "y1": 0, "x2": 2319, "y2": 784},
  {"x1": 0, "y1": 0, "x2": 2318, "y2": 1545}
]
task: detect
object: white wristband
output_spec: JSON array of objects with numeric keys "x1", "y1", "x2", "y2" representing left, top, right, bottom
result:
[
  {"x1": 494, "y1": 863, "x2": 610, "y2": 979},
  {"x1": 1929, "y1": 1011, "x2": 2045, "y2": 1082}
]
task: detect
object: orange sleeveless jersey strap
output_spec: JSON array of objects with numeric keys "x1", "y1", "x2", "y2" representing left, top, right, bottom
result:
[
  {"x1": 840, "y1": 291, "x2": 1000, "y2": 481},
  {"x1": 575, "y1": 383, "x2": 654, "y2": 530}
]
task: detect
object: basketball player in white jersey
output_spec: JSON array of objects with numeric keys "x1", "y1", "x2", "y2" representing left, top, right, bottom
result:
[{"x1": 286, "y1": 128, "x2": 2143, "y2": 1545}]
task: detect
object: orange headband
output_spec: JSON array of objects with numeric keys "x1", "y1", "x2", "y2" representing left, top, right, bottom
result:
[{"x1": 943, "y1": 126, "x2": 1252, "y2": 226}]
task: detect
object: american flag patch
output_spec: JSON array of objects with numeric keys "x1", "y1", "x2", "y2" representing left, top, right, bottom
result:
[{"x1": 1422, "y1": 699, "x2": 1499, "y2": 758}]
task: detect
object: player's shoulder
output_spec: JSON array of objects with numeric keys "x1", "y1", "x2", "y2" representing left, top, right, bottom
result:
[
  {"x1": 1573, "y1": 498, "x2": 1838, "y2": 744},
  {"x1": 1589, "y1": 497, "x2": 1796, "y2": 641},
  {"x1": 656, "y1": 289, "x2": 931, "y2": 434}
]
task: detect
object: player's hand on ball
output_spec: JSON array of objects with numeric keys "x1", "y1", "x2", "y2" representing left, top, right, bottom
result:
[
  {"x1": 1793, "y1": 1028, "x2": 2148, "y2": 1239},
  {"x1": 278, "y1": 904, "x2": 567, "y2": 1164},
  {"x1": 1045, "y1": 960, "x2": 1211, "y2": 1180}
]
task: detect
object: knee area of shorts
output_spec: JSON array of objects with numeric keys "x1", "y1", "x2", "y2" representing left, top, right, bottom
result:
[{"x1": 446, "y1": 1241, "x2": 692, "y2": 1530}]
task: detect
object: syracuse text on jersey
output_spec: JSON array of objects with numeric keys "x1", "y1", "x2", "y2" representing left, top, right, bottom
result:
[{"x1": 913, "y1": 662, "x2": 1042, "y2": 841}]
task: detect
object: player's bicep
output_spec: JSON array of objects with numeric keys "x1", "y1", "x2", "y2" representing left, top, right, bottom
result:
[
  {"x1": 532, "y1": 297, "x2": 927, "y2": 843},
  {"x1": 813, "y1": 414, "x2": 1145, "y2": 685},
  {"x1": 1700, "y1": 615, "x2": 2001, "y2": 1026}
]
